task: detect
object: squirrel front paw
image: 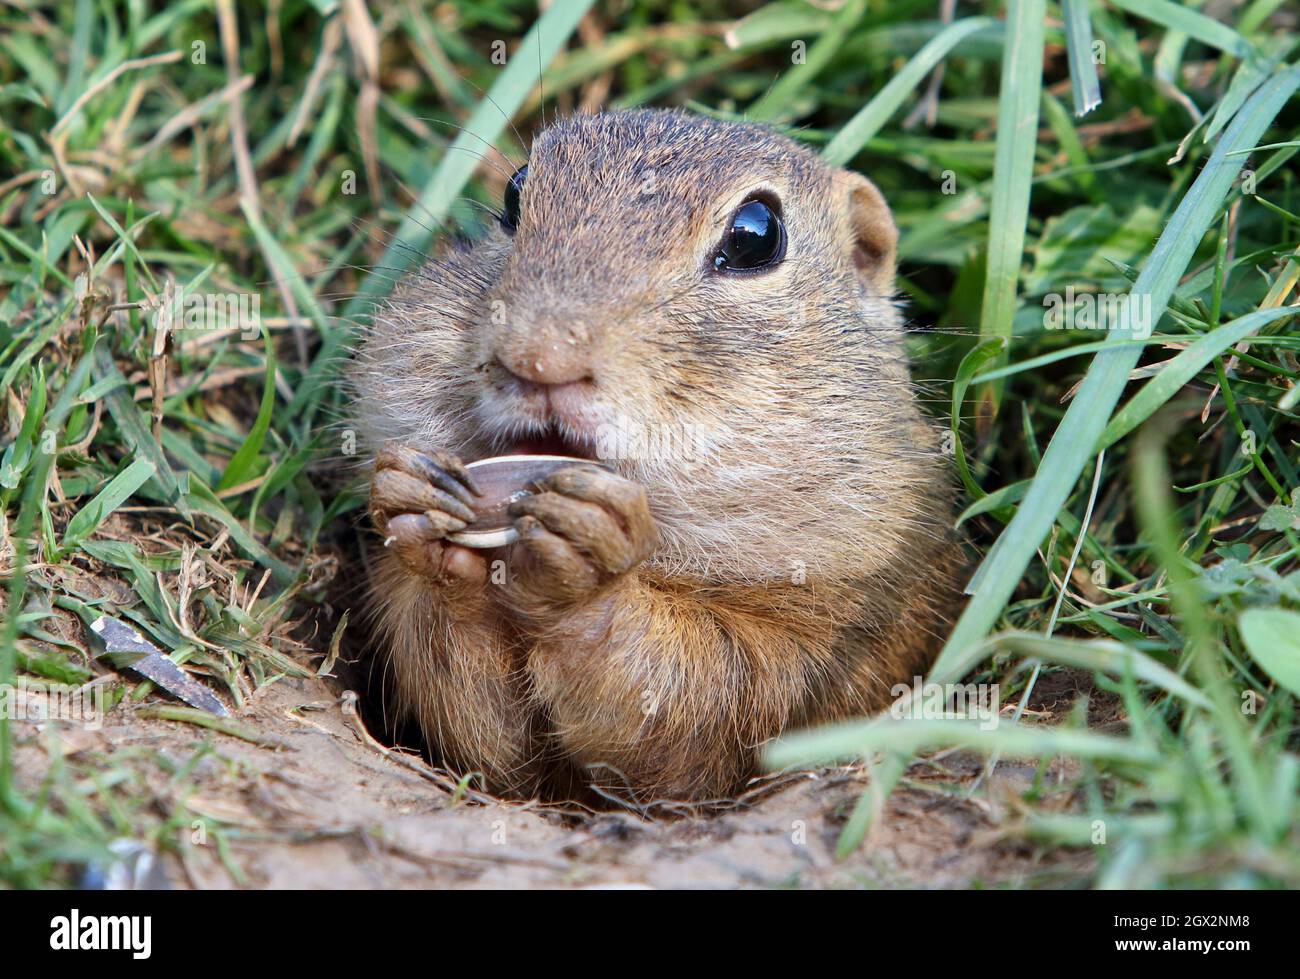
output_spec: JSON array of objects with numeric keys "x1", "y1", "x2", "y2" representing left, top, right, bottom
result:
[
  {"x1": 506, "y1": 466, "x2": 656, "y2": 604},
  {"x1": 369, "y1": 445, "x2": 487, "y2": 584}
]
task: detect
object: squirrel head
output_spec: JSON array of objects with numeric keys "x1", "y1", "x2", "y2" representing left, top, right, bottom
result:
[
  {"x1": 351, "y1": 109, "x2": 948, "y2": 585},
  {"x1": 483, "y1": 109, "x2": 897, "y2": 388}
]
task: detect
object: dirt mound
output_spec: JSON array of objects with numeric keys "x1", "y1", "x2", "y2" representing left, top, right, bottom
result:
[{"x1": 12, "y1": 674, "x2": 1089, "y2": 888}]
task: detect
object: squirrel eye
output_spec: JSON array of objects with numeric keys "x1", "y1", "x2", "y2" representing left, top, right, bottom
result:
[
  {"x1": 713, "y1": 198, "x2": 785, "y2": 272},
  {"x1": 501, "y1": 164, "x2": 528, "y2": 232}
]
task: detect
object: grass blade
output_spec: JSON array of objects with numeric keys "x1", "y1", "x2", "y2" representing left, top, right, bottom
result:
[
  {"x1": 1062, "y1": 0, "x2": 1102, "y2": 116},
  {"x1": 767, "y1": 717, "x2": 1159, "y2": 770},
  {"x1": 217, "y1": 332, "x2": 278, "y2": 491},
  {"x1": 1132, "y1": 422, "x2": 1276, "y2": 837},
  {"x1": 747, "y1": 0, "x2": 867, "y2": 122},
  {"x1": 822, "y1": 17, "x2": 996, "y2": 167},
  {"x1": 931, "y1": 66, "x2": 1300, "y2": 683},
  {"x1": 1107, "y1": 0, "x2": 1255, "y2": 59},
  {"x1": 1098, "y1": 305, "x2": 1296, "y2": 450},
  {"x1": 59, "y1": 458, "x2": 157, "y2": 556},
  {"x1": 949, "y1": 337, "x2": 1005, "y2": 503},
  {"x1": 976, "y1": 0, "x2": 1046, "y2": 422},
  {"x1": 341, "y1": 0, "x2": 598, "y2": 323},
  {"x1": 943, "y1": 632, "x2": 1212, "y2": 708},
  {"x1": 91, "y1": 345, "x2": 192, "y2": 521}
]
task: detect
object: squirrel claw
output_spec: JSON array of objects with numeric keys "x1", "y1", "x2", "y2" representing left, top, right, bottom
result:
[
  {"x1": 507, "y1": 467, "x2": 655, "y2": 603},
  {"x1": 370, "y1": 445, "x2": 480, "y2": 582},
  {"x1": 376, "y1": 445, "x2": 481, "y2": 506}
]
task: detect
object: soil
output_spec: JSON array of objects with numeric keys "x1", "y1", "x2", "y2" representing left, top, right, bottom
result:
[{"x1": 11, "y1": 670, "x2": 1094, "y2": 889}]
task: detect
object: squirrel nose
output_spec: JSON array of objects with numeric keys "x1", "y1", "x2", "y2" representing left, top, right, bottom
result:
[
  {"x1": 493, "y1": 315, "x2": 593, "y2": 386},
  {"x1": 499, "y1": 356, "x2": 588, "y2": 387}
]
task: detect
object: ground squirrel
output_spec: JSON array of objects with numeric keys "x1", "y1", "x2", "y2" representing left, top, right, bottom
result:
[{"x1": 348, "y1": 109, "x2": 961, "y2": 802}]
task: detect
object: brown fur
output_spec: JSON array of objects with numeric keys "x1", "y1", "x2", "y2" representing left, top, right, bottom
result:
[{"x1": 348, "y1": 109, "x2": 962, "y2": 802}]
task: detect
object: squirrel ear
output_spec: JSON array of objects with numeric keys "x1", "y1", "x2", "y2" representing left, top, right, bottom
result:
[{"x1": 836, "y1": 170, "x2": 897, "y2": 295}]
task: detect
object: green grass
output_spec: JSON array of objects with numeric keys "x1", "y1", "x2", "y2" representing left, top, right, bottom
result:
[{"x1": 2, "y1": 0, "x2": 1299, "y2": 888}]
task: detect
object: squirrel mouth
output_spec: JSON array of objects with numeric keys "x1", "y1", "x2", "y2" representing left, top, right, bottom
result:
[{"x1": 504, "y1": 426, "x2": 597, "y2": 460}]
